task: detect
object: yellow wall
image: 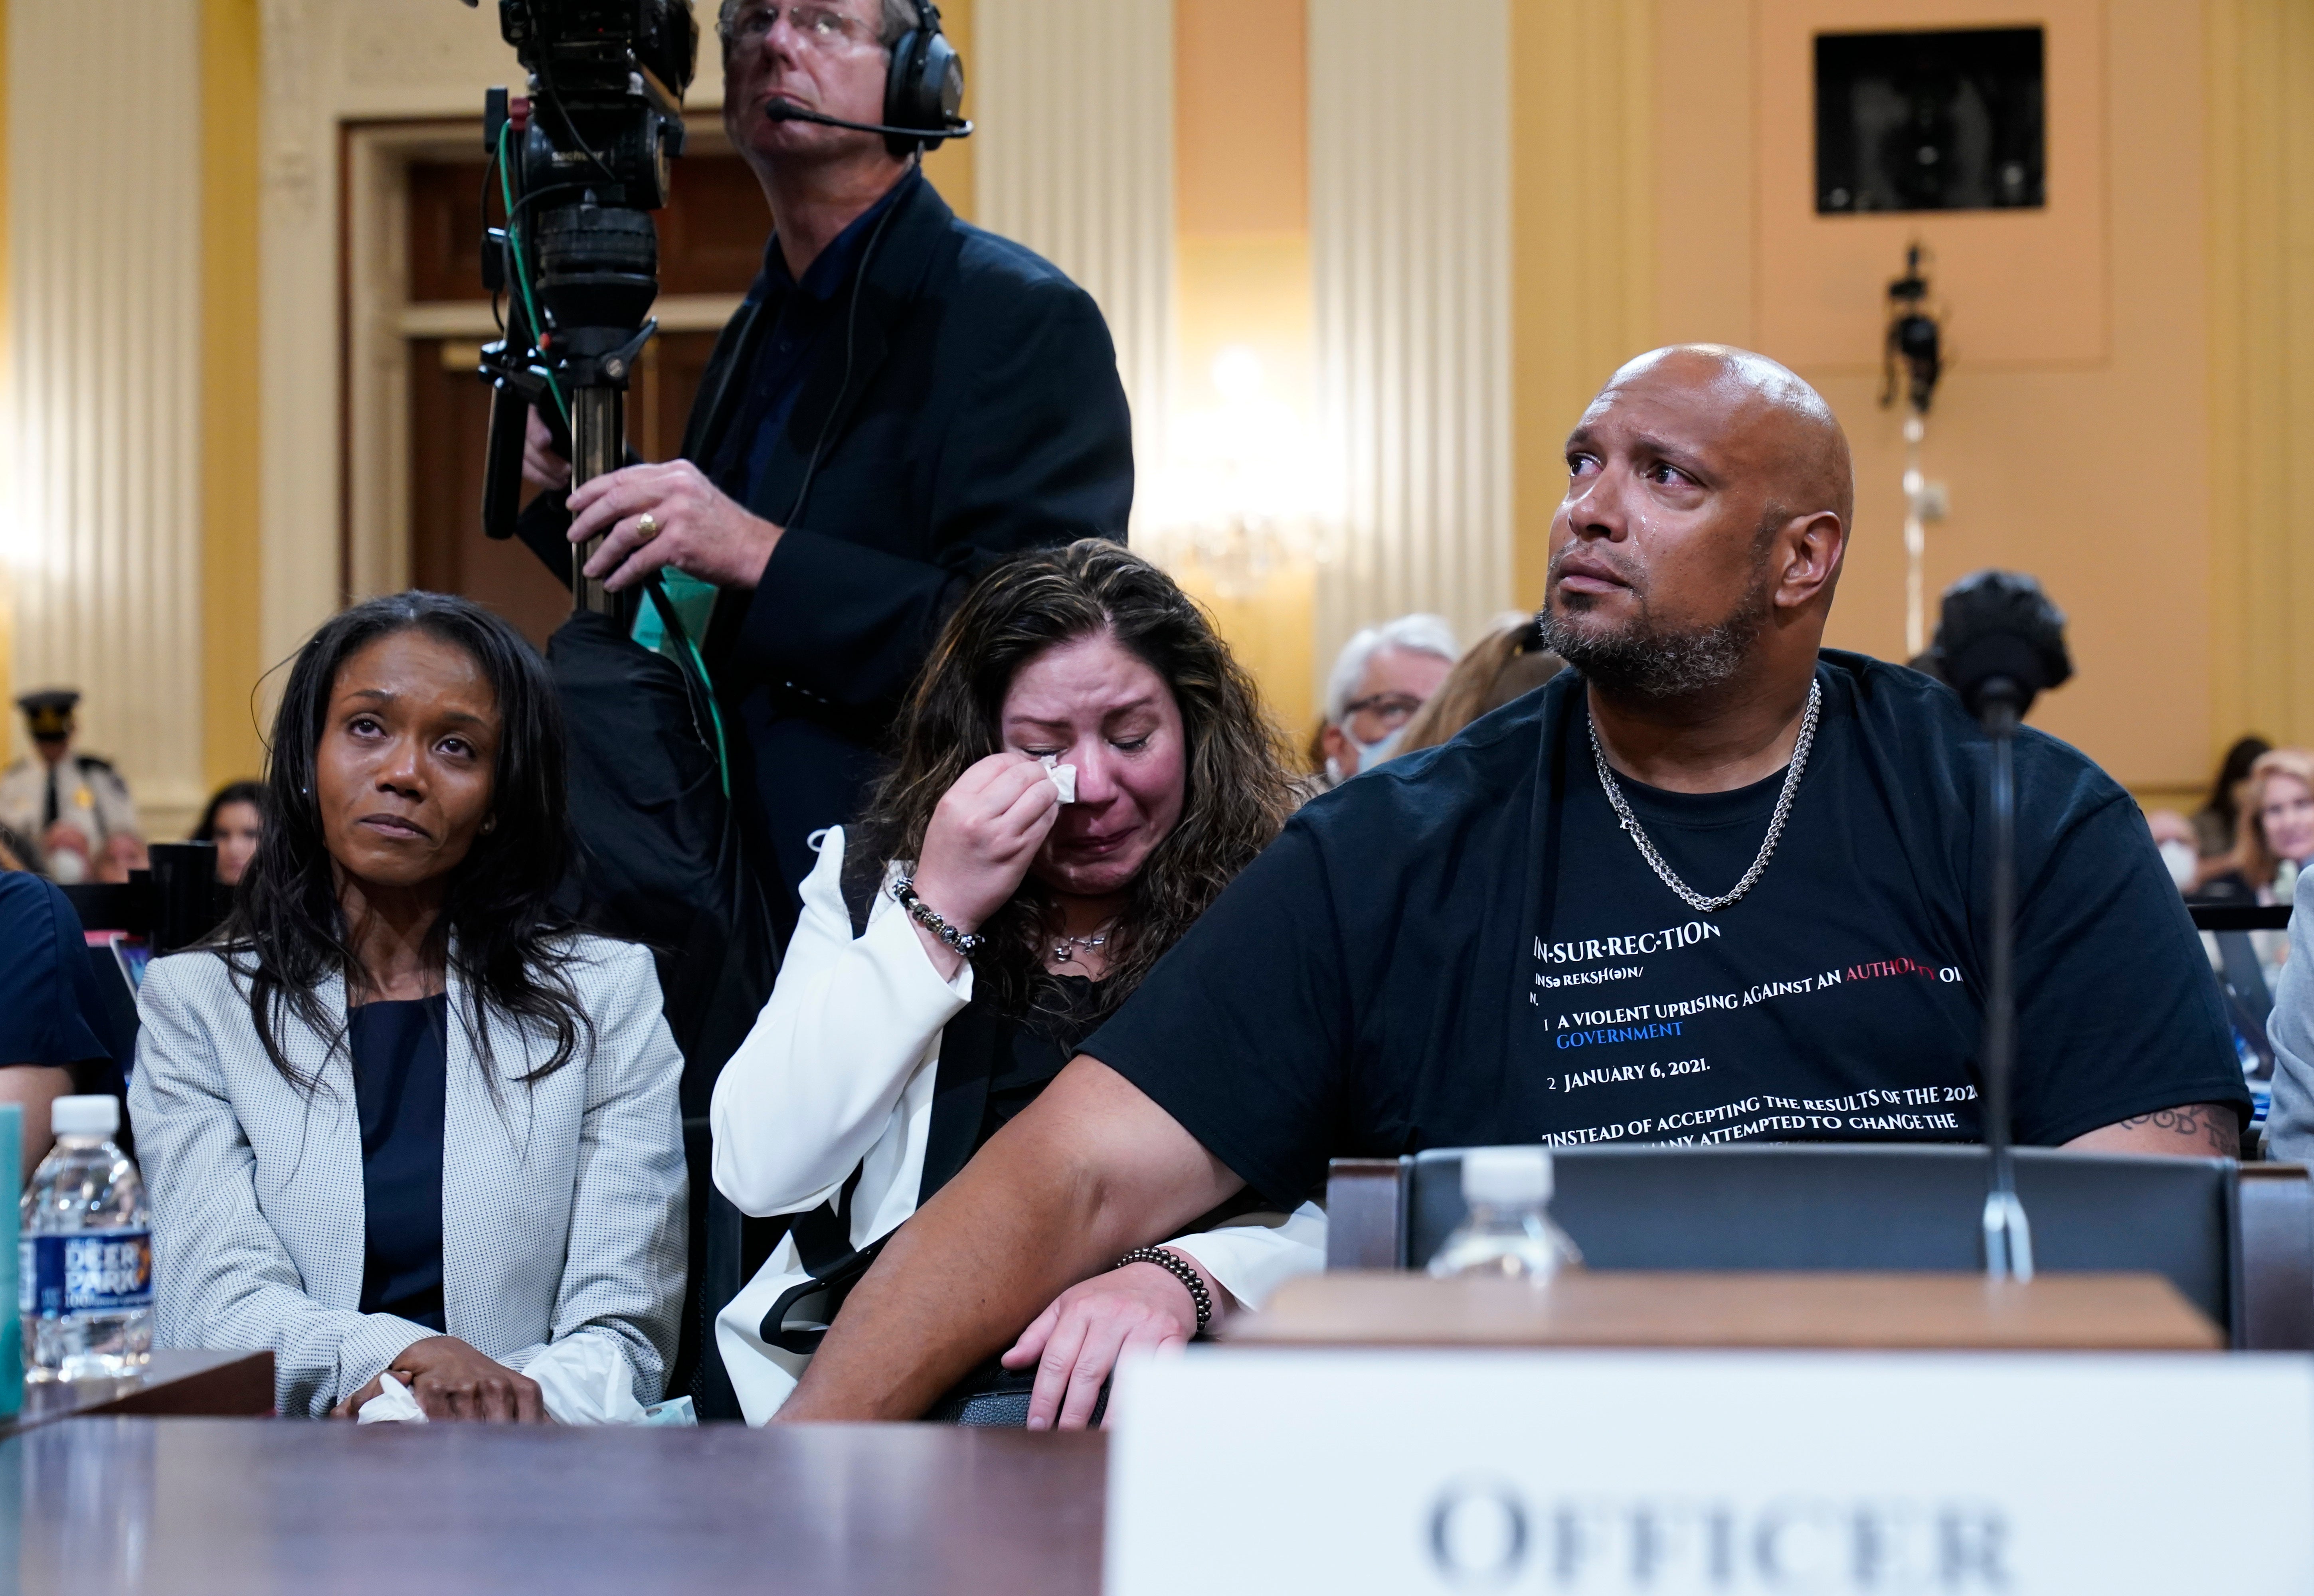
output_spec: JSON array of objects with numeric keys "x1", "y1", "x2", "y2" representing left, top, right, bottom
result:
[
  {"x1": 1169, "y1": 0, "x2": 1317, "y2": 734},
  {"x1": 202, "y1": 0, "x2": 265, "y2": 794},
  {"x1": 1629, "y1": 0, "x2": 2215, "y2": 795},
  {"x1": 0, "y1": 0, "x2": 12, "y2": 758},
  {"x1": 1509, "y1": 0, "x2": 1655, "y2": 612},
  {"x1": 921, "y1": 0, "x2": 973, "y2": 220},
  {"x1": 2208, "y1": 0, "x2": 2314, "y2": 772}
]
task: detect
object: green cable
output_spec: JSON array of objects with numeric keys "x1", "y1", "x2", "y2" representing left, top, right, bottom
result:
[
  {"x1": 501, "y1": 130, "x2": 726, "y2": 794},
  {"x1": 497, "y1": 122, "x2": 567, "y2": 422}
]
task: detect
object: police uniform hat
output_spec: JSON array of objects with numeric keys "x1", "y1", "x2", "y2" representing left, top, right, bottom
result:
[{"x1": 16, "y1": 689, "x2": 79, "y2": 742}]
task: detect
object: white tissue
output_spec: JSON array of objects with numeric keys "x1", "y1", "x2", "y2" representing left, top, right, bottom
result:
[
  {"x1": 356, "y1": 1373, "x2": 426, "y2": 1424},
  {"x1": 524, "y1": 1336, "x2": 647, "y2": 1426},
  {"x1": 1039, "y1": 754, "x2": 1078, "y2": 804}
]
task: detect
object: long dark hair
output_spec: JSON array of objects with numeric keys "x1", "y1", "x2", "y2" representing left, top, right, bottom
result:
[
  {"x1": 850, "y1": 539, "x2": 1295, "y2": 1027},
  {"x1": 192, "y1": 780, "x2": 265, "y2": 843},
  {"x1": 214, "y1": 592, "x2": 587, "y2": 1092}
]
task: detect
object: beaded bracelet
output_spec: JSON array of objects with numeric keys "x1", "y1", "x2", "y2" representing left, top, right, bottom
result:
[
  {"x1": 1117, "y1": 1246, "x2": 1214, "y2": 1335},
  {"x1": 890, "y1": 874, "x2": 985, "y2": 956}
]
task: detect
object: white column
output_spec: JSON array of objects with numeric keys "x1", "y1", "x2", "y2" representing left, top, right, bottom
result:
[
  {"x1": 5, "y1": 0, "x2": 207, "y2": 824},
  {"x1": 1309, "y1": 0, "x2": 1513, "y2": 666},
  {"x1": 973, "y1": 0, "x2": 1174, "y2": 526}
]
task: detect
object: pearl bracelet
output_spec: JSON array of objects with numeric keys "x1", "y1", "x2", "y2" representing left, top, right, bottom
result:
[
  {"x1": 891, "y1": 874, "x2": 985, "y2": 956},
  {"x1": 1116, "y1": 1246, "x2": 1214, "y2": 1335}
]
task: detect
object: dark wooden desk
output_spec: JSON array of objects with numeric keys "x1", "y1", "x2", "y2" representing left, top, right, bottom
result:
[
  {"x1": 1, "y1": 1350, "x2": 274, "y2": 1434},
  {"x1": 10, "y1": 1419, "x2": 1108, "y2": 1595}
]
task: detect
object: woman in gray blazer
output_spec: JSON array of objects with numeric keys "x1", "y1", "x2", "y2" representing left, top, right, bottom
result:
[{"x1": 128, "y1": 593, "x2": 686, "y2": 1421}]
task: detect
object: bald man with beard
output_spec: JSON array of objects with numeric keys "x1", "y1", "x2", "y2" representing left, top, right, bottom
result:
[{"x1": 776, "y1": 346, "x2": 2251, "y2": 1426}]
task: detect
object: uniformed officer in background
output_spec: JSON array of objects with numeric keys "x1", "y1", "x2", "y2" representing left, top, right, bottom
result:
[{"x1": 0, "y1": 691, "x2": 142, "y2": 883}]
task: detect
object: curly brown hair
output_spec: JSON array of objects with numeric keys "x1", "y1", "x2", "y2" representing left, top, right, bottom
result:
[{"x1": 847, "y1": 539, "x2": 1295, "y2": 1028}]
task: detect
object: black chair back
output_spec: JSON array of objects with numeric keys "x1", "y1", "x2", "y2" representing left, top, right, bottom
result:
[{"x1": 1400, "y1": 1144, "x2": 2241, "y2": 1337}]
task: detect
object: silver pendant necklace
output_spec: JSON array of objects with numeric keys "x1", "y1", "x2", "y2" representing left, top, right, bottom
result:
[
  {"x1": 1586, "y1": 679, "x2": 1822, "y2": 914},
  {"x1": 1050, "y1": 926, "x2": 1113, "y2": 967}
]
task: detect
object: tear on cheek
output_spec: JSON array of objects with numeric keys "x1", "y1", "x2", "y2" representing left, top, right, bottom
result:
[{"x1": 1039, "y1": 755, "x2": 1078, "y2": 804}]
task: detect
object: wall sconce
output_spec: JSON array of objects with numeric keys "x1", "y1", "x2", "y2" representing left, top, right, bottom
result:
[{"x1": 1146, "y1": 346, "x2": 1333, "y2": 599}]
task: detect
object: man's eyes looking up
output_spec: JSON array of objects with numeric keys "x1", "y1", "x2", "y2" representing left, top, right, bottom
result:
[{"x1": 1564, "y1": 453, "x2": 1695, "y2": 488}]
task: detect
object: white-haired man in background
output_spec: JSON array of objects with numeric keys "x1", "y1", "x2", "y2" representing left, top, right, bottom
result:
[{"x1": 1312, "y1": 614, "x2": 1460, "y2": 789}]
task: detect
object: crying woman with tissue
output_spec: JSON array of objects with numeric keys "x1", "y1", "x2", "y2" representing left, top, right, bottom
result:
[
  {"x1": 129, "y1": 594, "x2": 686, "y2": 1424},
  {"x1": 710, "y1": 539, "x2": 1324, "y2": 1426}
]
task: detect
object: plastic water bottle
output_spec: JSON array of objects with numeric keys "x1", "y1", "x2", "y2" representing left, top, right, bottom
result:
[
  {"x1": 1427, "y1": 1146, "x2": 1584, "y2": 1282},
  {"x1": 20, "y1": 1096, "x2": 152, "y2": 1381}
]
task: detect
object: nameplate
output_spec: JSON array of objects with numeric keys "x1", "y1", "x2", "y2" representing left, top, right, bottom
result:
[{"x1": 1105, "y1": 1348, "x2": 2314, "y2": 1594}]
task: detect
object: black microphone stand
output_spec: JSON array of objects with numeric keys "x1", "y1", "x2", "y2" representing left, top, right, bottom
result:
[
  {"x1": 1933, "y1": 570, "x2": 2073, "y2": 1284},
  {"x1": 1978, "y1": 682, "x2": 2031, "y2": 1280}
]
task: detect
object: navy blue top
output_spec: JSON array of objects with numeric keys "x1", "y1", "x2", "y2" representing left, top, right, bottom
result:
[
  {"x1": 705, "y1": 168, "x2": 921, "y2": 506},
  {"x1": 349, "y1": 995, "x2": 449, "y2": 1331},
  {"x1": 0, "y1": 872, "x2": 117, "y2": 1094}
]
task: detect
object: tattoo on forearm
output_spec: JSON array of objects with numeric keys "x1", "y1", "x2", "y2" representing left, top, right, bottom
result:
[{"x1": 2114, "y1": 1103, "x2": 2240, "y2": 1157}]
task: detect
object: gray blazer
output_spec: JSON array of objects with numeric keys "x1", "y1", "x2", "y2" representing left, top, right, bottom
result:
[
  {"x1": 2266, "y1": 867, "x2": 2314, "y2": 1161},
  {"x1": 127, "y1": 936, "x2": 686, "y2": 1417}
]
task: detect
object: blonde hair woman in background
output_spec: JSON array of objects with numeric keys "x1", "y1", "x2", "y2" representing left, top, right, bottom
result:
[{"x1": 1396, "y1": 614, "x2": 1565, "y2": 760}]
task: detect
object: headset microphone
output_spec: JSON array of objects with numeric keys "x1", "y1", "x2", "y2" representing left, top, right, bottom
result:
[{"x1": 766, "y1": 98, "x2": 973, "y2": 142}]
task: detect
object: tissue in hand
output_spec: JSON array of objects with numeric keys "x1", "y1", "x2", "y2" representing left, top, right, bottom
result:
[
  {"x1": 356, "y1": 1373, "x2": 426, "y2": 1424},
  {"x1": 1039, "y1": 754, "x2": 1078, "y2": 804}
]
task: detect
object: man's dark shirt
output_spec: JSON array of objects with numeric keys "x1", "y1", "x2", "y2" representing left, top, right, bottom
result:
[
  {"x1": 705, "y1": 171, "x2": 917, "y2": 506},
  {"x1": 1084, "y1": 653, "x2": 2250, "y2": 1212}
]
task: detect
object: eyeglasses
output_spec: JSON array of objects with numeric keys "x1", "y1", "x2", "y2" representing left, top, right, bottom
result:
[
  {"x1": 1342, "y1": 693, "x2": 1426, "y2": 731},
  {"x1": 725, "y1": 3, "x2": 878, "y2": 50}
]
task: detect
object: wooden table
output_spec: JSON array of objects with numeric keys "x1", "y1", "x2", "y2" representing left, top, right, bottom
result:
[
  {"x1": 1, "y1": 1349, "x2": 274, "y2": 1434},
  {"x1": 1229, "y1": 1270, "x2": 2227, "y2": 1350},
  {"x1": 10, "y1": 1419, "x2": 1108, "y2": 1595}
]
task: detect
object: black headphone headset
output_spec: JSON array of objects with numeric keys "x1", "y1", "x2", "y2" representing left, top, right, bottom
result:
[
  {"x1": 882, "y1": 1, "x2": 968, "y2": 156},
  {"x1": 761, "y1": 1, "x2": 973, "y2": 156}
]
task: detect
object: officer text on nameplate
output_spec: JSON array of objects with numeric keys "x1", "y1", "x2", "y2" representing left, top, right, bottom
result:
[{"x1": 1104, "y1": 1349, "x2": 2314, "y2": 1594}]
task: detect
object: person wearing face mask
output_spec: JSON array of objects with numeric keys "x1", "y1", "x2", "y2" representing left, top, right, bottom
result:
[
  {"x1": 708, "y1": 540, "x2": 1322, "y2": 1426},
  {"x1": 129, "y1": 594, "x2": 687, "y2": 1422},
  {"x1": 1305, "y1": 614, "x2": 1460, "y2": 796}
]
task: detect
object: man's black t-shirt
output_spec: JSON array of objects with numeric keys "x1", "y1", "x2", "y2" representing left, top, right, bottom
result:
[{"x1": 1084, "y1": 652, "x2": 2249, "y2": 1212}]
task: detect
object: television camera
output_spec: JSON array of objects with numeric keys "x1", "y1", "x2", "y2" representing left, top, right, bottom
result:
[{"x1": 466, "y1": 0, "x2": 699, "y2": 623}]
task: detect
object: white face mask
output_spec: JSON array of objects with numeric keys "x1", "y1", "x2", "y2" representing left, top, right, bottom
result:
[
  {"x1": 2159, "y1": 839, "x2": 2198, "y2": 891},
  {"x1": 1326, "y1": 723, "x2": 1410, "y2": 784}
]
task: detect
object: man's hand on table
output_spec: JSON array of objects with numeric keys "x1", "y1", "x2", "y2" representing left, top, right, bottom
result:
[
  {"x1": 565, "y1": 460, "x2": 783, "y2": 594},
  {"x1": 332, "y1": 1336, "x2": 548, "y2": 1423},
  {"x1": 999, "y1": 1248, "x2": 1219, "y2": 1432}
]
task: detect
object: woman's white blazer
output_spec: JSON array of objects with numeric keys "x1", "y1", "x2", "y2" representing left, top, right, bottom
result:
[
  {"x1": 710, "y1": 826, "x2": 1325, "y2": 1424},
  {"x1": 127, "y1": 936, "x2": 687, "y2": 1418}
]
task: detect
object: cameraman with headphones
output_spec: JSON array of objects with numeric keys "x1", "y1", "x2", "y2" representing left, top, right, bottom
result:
[{"x1": 520, "y1": 0, "x2": 1132, "y2": 916}]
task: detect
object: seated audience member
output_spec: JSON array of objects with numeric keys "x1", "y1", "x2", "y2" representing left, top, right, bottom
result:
[
  {"x1": 712, "y1": 540, "x2": 1320, "y2": 1427},
  {"x1": 1396, "y1": 614, "x2": 1565, "y2": 758},
  {"x1": 2260, "y1": 868, "x2": 2314, "y2": 1160},
  {"x1": 2193, "y1": 748, "x2": 2314, "y2": 974},
  {"x1": 0, "y1": 869, "x2": 121, "y2": 1179},
  {"x1": 1303, "y1": 613, "x2": 1460, "y2": 794},
  {"x1": 776, "y1": 345, "x2": 2252, "y2": 1422},
  {"x1": 0, "y1": 689, "x2": 144, "y2": 884},
  {"x1": 2195, "y1": 735, "x2": 2272, "y2": 859},
  {"x1": 129, "y1": 593, "x2": 686, "y2": 1422},
  {"x1": 2144, "y1": 810, "x2": 2201, "y2": 893},
  {"x1": 192, "y1": 780, "x2": 265, "y2": 887}
]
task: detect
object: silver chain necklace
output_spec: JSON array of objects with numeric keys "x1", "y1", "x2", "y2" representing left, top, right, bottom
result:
[{"x1": 1586, "y1": 680, "x2": 1822, "y2": 914}]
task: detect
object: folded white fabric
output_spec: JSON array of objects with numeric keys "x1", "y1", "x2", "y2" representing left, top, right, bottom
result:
[
  {"x1": 1039, "y1": 754, "x2": 1078, "y2": 804},
  {"x1": 355, "y1": 1374, "x2": 426, "y2": 1424}
]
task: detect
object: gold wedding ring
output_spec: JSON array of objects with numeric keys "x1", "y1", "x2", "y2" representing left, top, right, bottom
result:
[{"x1": 635, "y1": 512, "x2": 661, "y2": 543}]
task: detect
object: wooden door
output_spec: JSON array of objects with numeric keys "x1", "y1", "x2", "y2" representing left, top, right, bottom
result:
[{"x1": 403, "y1": 152, "x2": 764, "y2": 650}]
